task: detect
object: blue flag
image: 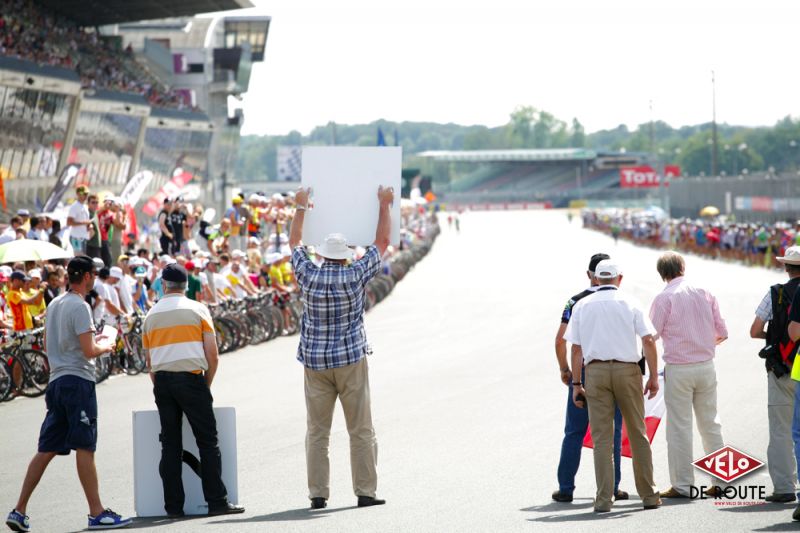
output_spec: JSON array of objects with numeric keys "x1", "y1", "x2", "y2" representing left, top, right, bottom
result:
[{"x1": 377, "y1": 128, "x2": 386, "y2": 147}]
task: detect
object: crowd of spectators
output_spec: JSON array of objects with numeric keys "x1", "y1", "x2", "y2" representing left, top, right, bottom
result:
[
  {"x1": 582, "y1": 208, "x2": 800, "y2": 269},
  {"x1": 0, "y1": 186, "x2": 439, "y2": 337},
  {"x1": 0, "y1": 0, "x2": 188, "y2": 109}
]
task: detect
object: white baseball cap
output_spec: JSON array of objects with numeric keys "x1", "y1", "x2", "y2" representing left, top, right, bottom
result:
[
  {"x1": 109, "y1": 266, "x2": 123, "y2": 279},
  {"x1": 594, "y1": 260, "x2": 622, "y2": 279},
  {"x1": 28, "y1": 268, "x2": 42, "y2": 279}
]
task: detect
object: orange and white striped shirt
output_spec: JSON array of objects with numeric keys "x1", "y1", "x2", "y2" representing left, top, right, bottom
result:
[{"x1": 142, "y1": 294, "x2": 214, "y2": 373}]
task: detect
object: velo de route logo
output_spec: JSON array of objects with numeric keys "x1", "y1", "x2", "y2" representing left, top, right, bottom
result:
[{"x1": 691, "y1": 446, "x2": 766, "y2": 506}]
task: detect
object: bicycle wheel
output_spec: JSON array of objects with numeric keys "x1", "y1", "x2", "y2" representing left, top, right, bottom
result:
[
  {"x1": 95, "y1": 355, "x2": 110, "y2": 384},
  {"x1": 19, "y1": 350, "x2": 50, "y2": 397},
  {"x1": 268, "y1": 306, "x2": 284, "y2": 339},
  {"x1": 0, "y1": 360, "x2": 12, "y2": 402},
  {"x1": 124, "y1": 333, "x2": 146, "y2": 374}
]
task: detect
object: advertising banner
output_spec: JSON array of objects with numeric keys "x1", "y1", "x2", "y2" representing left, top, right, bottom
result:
[
  {"x1": 619, "y1": 165, "x2": 681, "y2": 188},
  {"x1": 142, "y1": 168, "x2": 194, "y2": 216},
  {"x1": 42, "y1": 164, "x2": 81, "y2": 212},
  {"x1": 118, "y1": 170, "x2": 154, "y2": 208}
]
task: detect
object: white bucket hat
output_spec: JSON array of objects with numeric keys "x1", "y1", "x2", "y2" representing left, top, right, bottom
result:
[
  {"x1": 315, "y1": 233, "x2": 354, "y2": 260},
  {"x1": 777, "y1": 246, "x2": 800, "y2": 265}
]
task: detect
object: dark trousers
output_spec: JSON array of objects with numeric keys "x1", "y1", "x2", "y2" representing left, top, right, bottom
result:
[
  {"x1": 86, "y1": 244, "x2": 102, "y2": 259},
  {"x1": 557, "y1": 368, "x2": 623, "y2": 494},
  {"x1": 159, "y1": 235, "x2": 172, "y2": 256},
  {"x1": 100, "y1": 241, "x2": 112, "y2": 267},
  {"x1": 153, "y1": 372, "x2": 228, "y2": 514}
]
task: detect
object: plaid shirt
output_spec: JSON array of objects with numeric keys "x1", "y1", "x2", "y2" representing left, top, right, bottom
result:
[{"x1": 292, "y1": 244, "x2": 381, "y2": 370}]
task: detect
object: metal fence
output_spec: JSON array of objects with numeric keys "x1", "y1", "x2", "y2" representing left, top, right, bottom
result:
[{"x1": 669, "y1": 174, "x2": 800, "y2": 223}]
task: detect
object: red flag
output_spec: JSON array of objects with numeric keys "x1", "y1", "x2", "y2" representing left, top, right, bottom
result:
[
  {"x1": 123, "y1": 205, "x2": 138, "y2": 246},
  {"x1": 582, "y1": 374, "x2": 665, "y2": 458}
]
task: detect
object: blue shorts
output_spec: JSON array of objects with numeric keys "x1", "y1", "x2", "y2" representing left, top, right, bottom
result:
[{"x1": 38, "y1": 375, "x2": 98, "y2": 454}]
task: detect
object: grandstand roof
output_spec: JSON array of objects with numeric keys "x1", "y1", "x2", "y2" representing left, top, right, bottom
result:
[
  {"x1": 37, "y1": 0, "x2": 253, "y2": 27},
  {"x1": 418, "y1": 148, "x2": 597, "y2": 162}
]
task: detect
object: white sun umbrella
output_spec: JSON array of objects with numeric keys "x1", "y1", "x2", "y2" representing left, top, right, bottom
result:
[{"x1": 0, "y1": 239, "x2": 74, "y2": 263}]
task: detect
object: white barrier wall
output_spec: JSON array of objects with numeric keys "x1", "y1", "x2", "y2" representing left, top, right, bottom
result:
[{"x1": 133, "y1": 407, "x2": 238, "y2": 517}]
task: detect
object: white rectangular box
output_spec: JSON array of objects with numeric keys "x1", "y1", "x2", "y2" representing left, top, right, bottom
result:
[
  {"x1": 133, "y1": 408, "x2": 238, "y2": 517},
  {"x1": 301, "y1": 146, "x2": 402, "y2": 247}
]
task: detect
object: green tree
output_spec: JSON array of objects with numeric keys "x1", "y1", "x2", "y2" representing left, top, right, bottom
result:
[{"x1": 571, "y1": 118, "x2": 585, "y2": 147}]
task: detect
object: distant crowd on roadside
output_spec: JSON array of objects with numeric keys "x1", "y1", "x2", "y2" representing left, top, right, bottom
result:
[{"x1": 582, "y1": 209, "x2": 799, "y2": 269}]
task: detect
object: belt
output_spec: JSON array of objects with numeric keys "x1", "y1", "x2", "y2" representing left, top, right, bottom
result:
[
  {"x1": 155, "y1": 370, "x2": 203, "y2": 375},
  {"x1": 586, "y1": 359, "x2": 636, "y2": 365}
]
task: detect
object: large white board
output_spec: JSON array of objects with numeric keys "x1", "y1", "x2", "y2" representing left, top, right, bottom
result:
[
  {"x1": 133, "y1": 408, "x2": 238, "y2": 517},
  {"x1": 301, "y1": 147, "x2": 401, "y2": 247}
]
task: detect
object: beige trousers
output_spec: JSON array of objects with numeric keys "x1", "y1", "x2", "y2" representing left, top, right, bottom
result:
[
  {"x1": 767, "y1": 372, "x2": 796, "y2": 494},
  {"x1": 304, "y1": 357, "x2": 378, "y2": 500},
  {"x1": 664, "y1": 360, "x2": 725, "y2": 495},
  {"x1": 585, "y1": 361, "x2": 659, "y2": 510}
]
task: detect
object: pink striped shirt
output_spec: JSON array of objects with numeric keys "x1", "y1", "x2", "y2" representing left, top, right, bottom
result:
[{"x1": 649, "y1": 276, "x2": 728, "y2": 365}]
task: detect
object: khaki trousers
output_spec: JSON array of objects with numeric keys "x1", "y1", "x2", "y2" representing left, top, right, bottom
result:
[
  {"x1": 767, "y1": 372, "x2": 796, "y2": 494},
  {"x1": 585, "y1": 361, "x2": 659, "y2": 510},
  {"x1": 664, "y1": 360, "x2": 725, "y2": 495},
  {"x1": 304, "y1": 357, "x2": 378, "y2": 500}
]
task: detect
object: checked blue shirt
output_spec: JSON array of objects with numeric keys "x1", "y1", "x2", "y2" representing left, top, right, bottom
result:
[{"x1": 292, "y1": 244, "x2": 381, "y2": 370}]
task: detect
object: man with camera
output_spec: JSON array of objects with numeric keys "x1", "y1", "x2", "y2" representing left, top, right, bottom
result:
[{"x1": 751, "y1": 245, "x2": 800, "y2": 504}]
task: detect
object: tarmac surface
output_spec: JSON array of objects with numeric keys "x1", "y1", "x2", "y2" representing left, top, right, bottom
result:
[{"x1": 0, "y1": 210, "x2": 796, "y2": 532}]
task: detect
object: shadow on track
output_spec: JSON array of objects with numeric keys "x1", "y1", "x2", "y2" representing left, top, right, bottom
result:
[{"x1": 210, "y1": 506, "x2": 358, "y2": 524}]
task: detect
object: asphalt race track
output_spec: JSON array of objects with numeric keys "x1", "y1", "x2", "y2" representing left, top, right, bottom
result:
[{"x1": 0, "y1": 210, "x2": 793, "y2": 532}]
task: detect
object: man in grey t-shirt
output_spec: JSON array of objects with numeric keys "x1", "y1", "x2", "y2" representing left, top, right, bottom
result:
[
  {"x1": 5, "y1": 256, "x2": 131, "y2": 531},
  {"x1": 46, "y1": 286, "x2": 97, "y2": 383}
]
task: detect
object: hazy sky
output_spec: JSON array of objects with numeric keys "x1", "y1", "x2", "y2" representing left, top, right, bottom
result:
[{"x1": 207, "y1": 0, "x2": 800, "y2": 136}]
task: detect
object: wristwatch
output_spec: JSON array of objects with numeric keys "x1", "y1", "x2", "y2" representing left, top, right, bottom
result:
[{"x1": 572, "y1": 381, "x2": 582, "y2": 386}]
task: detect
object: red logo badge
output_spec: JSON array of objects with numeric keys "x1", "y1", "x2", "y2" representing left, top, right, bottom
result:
[{"x1": 693, "y1": 446, "x2": 764, "y2": 483}]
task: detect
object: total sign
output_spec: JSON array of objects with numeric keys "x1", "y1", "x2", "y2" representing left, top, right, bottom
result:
[
  {"x1": 619, "y1": 165, "x2": 681, "y2": 188},
  {"x1": 692, "y1": 446, "x2": 764, "y2": 483}
]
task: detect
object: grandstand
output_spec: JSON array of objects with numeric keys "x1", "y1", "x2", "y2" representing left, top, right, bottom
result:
[
  {"x1": 0, "y1": 0, "x2": 264, "y2": 216},
  {"x1": 418, "y1": 149, "x2": 650, "y2": 207}
]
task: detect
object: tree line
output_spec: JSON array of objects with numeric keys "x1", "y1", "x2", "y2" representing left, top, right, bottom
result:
[{"x1": 236, "y1": 107, "x2": 800, "y2": 181}]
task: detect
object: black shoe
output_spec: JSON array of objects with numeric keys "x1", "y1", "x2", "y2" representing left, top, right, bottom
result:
[
  {"x1": 310, "y1": 498, "x2": 327, "y2": 510},
  {"x1": 614, "y1": 490, "x2": 629, "y2": 501},
  {"x1": 208, "y1": 503, "x2": 245, "y2": 516},
  {"x1": 357, "y1": 496, "x2": 386, "y2": 507},
  {"x1": 766, "y1": 492, "x2": 796, "y2": 503},
  {"x1": 166, "y1": 510, "x2": 185, "y2": 519},
  {"x1": 551, "y1": 490, "x2": 574, "y2": 503},
  {"x1": 793, "y1": 503, "x2": 800, "y2": 521}
]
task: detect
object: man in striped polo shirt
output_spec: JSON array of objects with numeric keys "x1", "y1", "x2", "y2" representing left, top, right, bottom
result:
[
  {"x1": 143, "y1": 263, "x2": 244, "y2": 518},
  {"x1": 649, "y1": 251, "x2": 728, "y2": 499}
]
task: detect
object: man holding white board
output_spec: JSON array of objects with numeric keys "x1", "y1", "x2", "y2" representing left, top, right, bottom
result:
[{"x1": 289, "y1": 185, "x2": 393, "y2": 510}]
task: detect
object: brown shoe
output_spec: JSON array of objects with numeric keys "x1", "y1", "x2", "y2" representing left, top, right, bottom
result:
[
  {"x1": 643, "y1": 498, "x2": 662, "y2": 510},
  {"x1": 660, "y1": 487, "x2": 688, "y2": 499},
  {"x1": 614, "y1": 490, "x2": 629, "y2": 501},
  {"x1": 704, "y1": 486, "x2": 723, "y2": 498}
]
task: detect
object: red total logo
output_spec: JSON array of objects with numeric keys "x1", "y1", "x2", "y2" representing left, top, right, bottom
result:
[{"x1": 693, "y1": 446, "x2": 764, "y2": 483}]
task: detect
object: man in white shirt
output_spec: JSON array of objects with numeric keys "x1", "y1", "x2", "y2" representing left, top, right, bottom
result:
[
  {"x1": 565, "y1": 260, "x2": 661, "y2": 513},
  {"x1": 67, "y1": 186, "x2": 92, "y2": 253},
  {"x1": 0, "y1": 217, "x2": 23, "y2": 245},
  {"x1": 111, "y1": 267, "x2": 133, "y2": 315},
  {"x1": 100, "y1": 268, "x2": 123, "y2": 327}
]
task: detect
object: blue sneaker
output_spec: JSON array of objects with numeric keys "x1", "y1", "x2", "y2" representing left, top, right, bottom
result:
[
  {"x1": 87, "y1": 508, "x2": 132, "y2": 530},
  {"x1": 5, "y1": 509, "x2": 30, "y2": 532}
]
